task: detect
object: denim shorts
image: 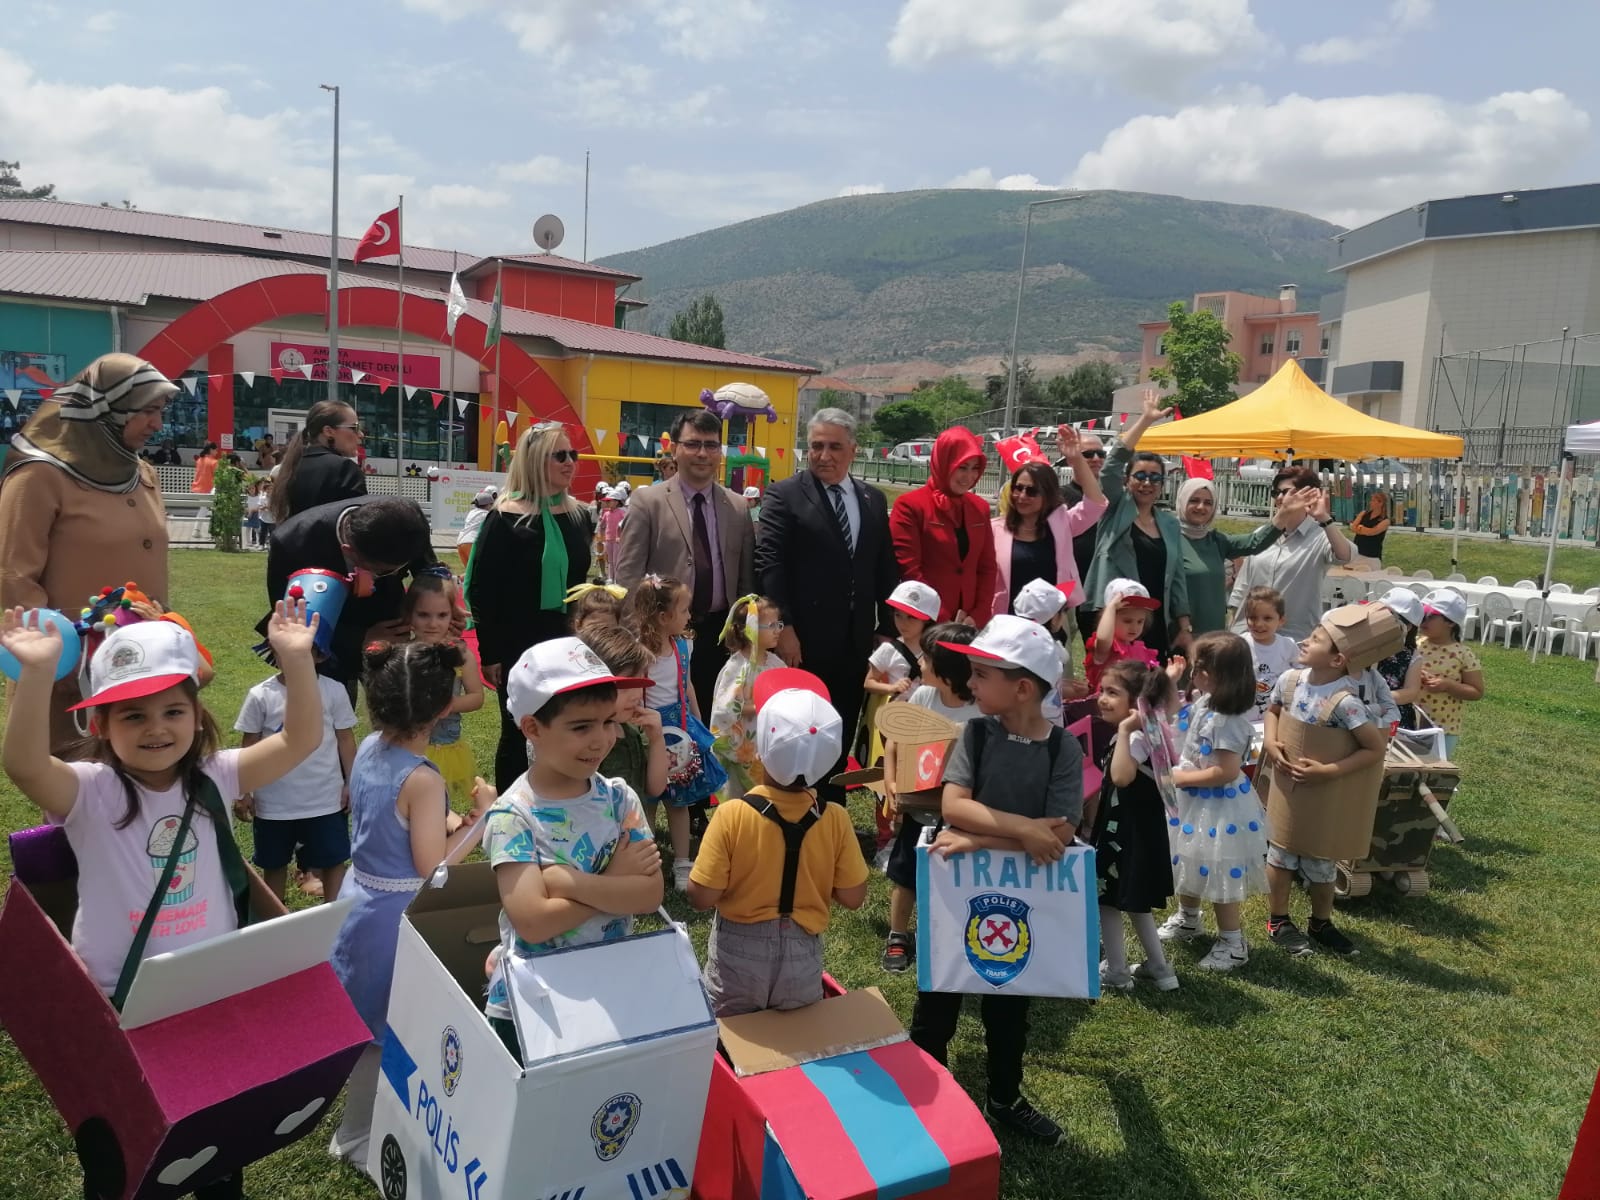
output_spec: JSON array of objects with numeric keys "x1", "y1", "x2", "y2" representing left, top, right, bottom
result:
[
  {"x1": 1265, "y1": 842, "x2": 1338, "y2": 885},
  {"x1": 251, "y1": 810, "x2": 352, "y2": 871}
]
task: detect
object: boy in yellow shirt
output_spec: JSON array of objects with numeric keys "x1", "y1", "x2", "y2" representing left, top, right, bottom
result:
[{"x1": 687, "y1": 669, "x2": 870, "y2": 1016}]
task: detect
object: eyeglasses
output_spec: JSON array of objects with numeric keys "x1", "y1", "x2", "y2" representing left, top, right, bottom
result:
[
  {"x1": 756, "y1": 621, "x2": 785, "y2": 631},
  {"x1": 1011, "y1": 484, "x2": 1041, "y2": 497},
  {"x1": 675, "y1": 440, "x2": 722, "y2": 454},
  {"x1": 1130, "y1": 471, "x2": 1164, "y2": 484},
  {"x1": 549, "y1": 449, "x2": 580, "y2": 464},
  {"x1": 334, "y1": 423, "x2": 363, "y2": 434},
  {"x1": 1080, "y1": 449, "x2": 1106, "y2": 459}
]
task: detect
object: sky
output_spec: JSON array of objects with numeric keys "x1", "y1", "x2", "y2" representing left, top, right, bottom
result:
[{"x1": 3, "y1": 0, "x2": 1597, "y2": 260}]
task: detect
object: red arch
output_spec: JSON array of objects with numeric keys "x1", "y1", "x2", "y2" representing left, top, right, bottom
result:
[{"x1": 134, "y1": 274, "x2": 596, "y2": 486}]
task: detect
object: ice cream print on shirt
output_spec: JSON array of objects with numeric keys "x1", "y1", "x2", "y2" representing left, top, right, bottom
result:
[{"x1": 139, "y1": 814, "x2": 211, "y2": 934}]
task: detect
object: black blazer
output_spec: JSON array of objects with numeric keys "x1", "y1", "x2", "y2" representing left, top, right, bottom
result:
[
  {"x1": 465, "y1": 505, "x2": 594, "y2": 670},
  {"x1": 284, "y1": 446, "x2": 367, "y2": 519},
  {"x1": 756, "y1": 471, "x2": 898, "y2": 658},
  {"x1": 259, "y1": 496, "x2": 440, "y2": 684}
]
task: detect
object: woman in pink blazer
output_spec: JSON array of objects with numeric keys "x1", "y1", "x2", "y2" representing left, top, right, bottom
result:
[{"x1": 991, "y1": 431, "x2": 1107, "y2": 616}]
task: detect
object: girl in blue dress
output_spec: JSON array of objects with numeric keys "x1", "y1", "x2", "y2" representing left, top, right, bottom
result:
[
  {"x1": 631, "y1": 574, "x2": 727, "y2": 891},
  {"x1": 329, "y1": 640, "x2": 491, "y2": 1173}
]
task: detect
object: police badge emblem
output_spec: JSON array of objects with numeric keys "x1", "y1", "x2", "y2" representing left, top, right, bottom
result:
[{"x1": 964, "y1": 892, "x2": 1033, "y2": 986}]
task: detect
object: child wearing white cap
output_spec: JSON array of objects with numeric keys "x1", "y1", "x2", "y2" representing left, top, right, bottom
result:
[
  {"x1": 1012, "y1": 578, "x2": 1079, "y2": 726},
  {"x1": 1087, "y1": 579, "x2": 1161, "y2": 693},
  {"x1": 862, "y1": 580, "x2": 942, "y2": 843},
  {"x1": 478, "y1": 637, "x2": 663, "y2": 1058},
  {"x1": 688, "y1": 669, "x2": 869, "y2": 1016},
  {"x1": 1373, "y1": 586, "x2": 1424, "y2": 728},
  {"x1": 910, "y1": 614, "x2": 1081, "y2": 1145},
  {"x1": 599, "y1": 487, "x2": 627, "y2": 582},
  {"x1": 1406, "y1": 588, "x2": 1483, "y2": 760}
]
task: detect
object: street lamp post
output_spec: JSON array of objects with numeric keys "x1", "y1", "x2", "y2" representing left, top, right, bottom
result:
[
  {"x1": 320, "y1": 83, "x2": 340, "y2": 406},
  {"x1": 1003, "y1": 194, "x2": 1084, "y2": 436}
]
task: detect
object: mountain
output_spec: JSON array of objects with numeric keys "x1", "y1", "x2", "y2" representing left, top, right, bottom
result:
[{"x1": 597, "y1": 189, "x2": 1344, "y2": 372}]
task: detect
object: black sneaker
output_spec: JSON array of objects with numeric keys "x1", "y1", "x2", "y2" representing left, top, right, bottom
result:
[
  {"x1": 1309, "y1": 920, "x2": 1357, "y2": 955},
  {"x1": 1268, "y1": 918, "x2": 1314, "y2": 956},
  {"x1": 985, "y1": 1095, "x2": 1063, "y2": 1145},
  {"x1": 881, "y1": 934, "x2": 913, "y2": 973}
]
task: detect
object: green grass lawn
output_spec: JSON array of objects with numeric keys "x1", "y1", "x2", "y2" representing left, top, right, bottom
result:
[{"x1": 2, "y1": 546, "x2": 1598, "y2": 1199}]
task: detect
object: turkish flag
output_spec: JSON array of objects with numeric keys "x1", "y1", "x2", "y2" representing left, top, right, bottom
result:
[
  {"x1": 995, "y1": 434, "x2": 1046, "y2": 472},
  {"x1": 1182, "y1": 456, "x2": 1214, "y2": 479},
  {"x1": 352, "y1": 207, "x2": 400, "y2": 262}
]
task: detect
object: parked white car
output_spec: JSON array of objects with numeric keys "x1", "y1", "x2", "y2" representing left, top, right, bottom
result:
[{"x1": 888, "y1": 441, "x2": 933, "y2": 465}]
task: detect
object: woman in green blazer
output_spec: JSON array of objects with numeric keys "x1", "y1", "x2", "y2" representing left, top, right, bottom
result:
[{"x1": 1083, "y1": 393, "x2": 1192, "y2": 660}]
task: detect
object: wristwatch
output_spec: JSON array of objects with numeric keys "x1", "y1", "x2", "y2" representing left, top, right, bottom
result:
[{"x1": 1317, "y1": 518, "x2": 1335, "y2": 528}]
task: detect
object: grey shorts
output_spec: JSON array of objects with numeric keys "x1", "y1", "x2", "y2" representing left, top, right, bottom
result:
[
  {"x1": 1266, "y1": 843, "x2": 1338, "y2": 884},
  {"x1": 703, "y1": 913, "x2": 824, "y2": 1018}
]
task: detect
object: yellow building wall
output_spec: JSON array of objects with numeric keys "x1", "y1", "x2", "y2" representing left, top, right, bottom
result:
[{"x1": 481, "y1": 351, "x2": 801, "y2": 480}]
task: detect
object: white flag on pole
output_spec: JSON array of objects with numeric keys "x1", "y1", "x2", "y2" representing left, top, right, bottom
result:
[
  {"x1": 595, "y1": 428, "x2": 607, "y2": 444},
  {"x1": 446, "y1": 272, "x2": 468, "y2": 337},
  {"x1": 755, "y1": 444, "x2": 766, "y2": 457}
]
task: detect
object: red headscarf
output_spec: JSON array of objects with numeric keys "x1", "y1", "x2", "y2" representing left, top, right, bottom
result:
[{"x1": 927, "y1": 427, "x2": 987, "y2": 526}]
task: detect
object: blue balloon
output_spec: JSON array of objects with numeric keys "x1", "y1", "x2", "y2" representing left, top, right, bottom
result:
[{"x1": 0, "y1": 608, "x2": 80, "y2": 682}]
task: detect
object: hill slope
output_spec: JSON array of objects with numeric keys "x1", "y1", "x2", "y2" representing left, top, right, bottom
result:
[{"x1": 598, "y1": 189, "x2": 1343, "y2": 369}]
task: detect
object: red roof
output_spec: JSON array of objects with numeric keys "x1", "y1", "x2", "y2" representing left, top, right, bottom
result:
[
  {"x1": 0, "y1": 250, "x2": 813, "y2": 375},
  {"x1": 460, "y1": 253, "x2": 640, "y2": 282}
]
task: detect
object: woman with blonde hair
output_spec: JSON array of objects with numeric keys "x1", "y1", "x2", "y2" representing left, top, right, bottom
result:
[{"x1": 465, "y1": 421, "x2": 595, "y2": 788}]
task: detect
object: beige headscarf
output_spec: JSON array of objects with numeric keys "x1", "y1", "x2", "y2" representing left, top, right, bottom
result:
[
  {"x1": 4, "y1": 353, "x2": 178, "y2": 493},
  {"x1": 1176, "y1": 476, "x2": 1217, "y2": 539}
]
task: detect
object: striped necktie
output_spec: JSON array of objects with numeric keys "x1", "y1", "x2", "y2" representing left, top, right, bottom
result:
[{"x1": 828, "y1": 483, "x2": 854, "y2": 555}]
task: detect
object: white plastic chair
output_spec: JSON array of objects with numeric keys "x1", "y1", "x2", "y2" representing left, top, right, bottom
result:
[
  {"x1": 1412, "y1": 568, "x2": 1434, "y2": 579},
  {"x1": 1549, "y1": 582, "x2": 1573, "y2": 593},
  {"x1": 1478, "y1": 592, "x2": 1521, "y2": 646},
  {"x1": 1477, "y1": 575, "x2": 1499, "y2": 586},
  {"x1": 1446, "y1": 573, "x2": 1467, "y2": 582},
  {"x1": 1408, "y1": 582, "x2": 1432, "y2": 600},
  {"x1": 1320, "y1": 576, "x2": 1352, "y2": 613},
  {"x1": 1563, "y1": 607, "x2": 1600, "y2": 660},
  {"x1": 1514, "y1": 578, "x2": 1537, "y2": 590},
  {"x1": 1384, "y1": 566, "x2": 1404, "y2": 577},
  {"x1": 1584, "y1": 587, "x2": 1600, "y2": 598},
  {"x1": 1521, "y1": 597, "x2": 1562, "y2": 655}
]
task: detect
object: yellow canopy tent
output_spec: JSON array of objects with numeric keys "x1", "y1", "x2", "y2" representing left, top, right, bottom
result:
[{"x1": 1137, "y1": 360, "x2": 1464, "y2": 460}]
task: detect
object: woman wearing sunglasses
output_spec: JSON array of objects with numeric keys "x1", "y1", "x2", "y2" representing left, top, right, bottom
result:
[
  {"x1": 1082, "y1": 391, "x2": 1193, "y2": 660},
  {"x1": 272, "y1": 399, "x2": 368, "y2": 523},
  {"x1": 465, "y1": 421, "x2": 596, "y2": 790},
  {"x1": 991, "y1": 424, "x2": 1107, "y2": 616}
]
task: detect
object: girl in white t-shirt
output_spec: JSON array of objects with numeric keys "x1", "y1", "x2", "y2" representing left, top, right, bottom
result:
[{"x1": 0, "y1": 599, "x2": 324, "y2": 1200}]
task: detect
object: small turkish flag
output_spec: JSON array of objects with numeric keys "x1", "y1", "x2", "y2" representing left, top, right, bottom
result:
[
  {"x1": 1182, "y1": 456, "x2": 1214, "y2": 480},
  {"x1": 353, "y1": 207, "x2": 400, "y2": 262},
  {"x1": 996, "y1": 434, "x2": 1045, "y2": 471}
]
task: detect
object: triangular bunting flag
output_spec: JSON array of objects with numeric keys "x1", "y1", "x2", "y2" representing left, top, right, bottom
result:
[
  {"x1": 595, "y1": 429, "x2": 607, "y2": 445},
  {"x1": 430, "y1": 391, "x2": 444, "y2": 409},
  {"x1": 455, "y1": 397, "x2": 468, "y2": 417},
  {"x1": 350, "y1": 369, "x2": 367, "y2": 385},
  {"x1": 376, "y1": 377, "x2": 392, "y2": 395},
  {"x1": 299, "y1": 363, "x2": 314, "y2": 380},
  {"x1": 617, "y1": 430, "x2": 628, "y2": 448},
  {"x1": 181, "y1": 376, "x2": 198, "y2": 396},
  {"x1": 1086, "y1": 418, "x2": 1096, "y2": 428},
  {"x1": 660, "y1": 432, "x2": 671, "y2": 451},
  {"x1": 755, "y1": 444, "x2": 766, "y2": 457},
  {"x1": 405, "y1": 386, "x2": 418, "y2": 400},
  {"x1": 39, "y1": 388, "x2": 54, "y2": 400},
  {"x1": 3, "y1": 388, "x2": 19, "y2": 405},
  {"x1": 776, "y1": 447, "x2": 785, "y2": 458},
  {"x1": 239, "y1": 371, "x2": 255, "y2": 389},
  {"x1": 881, "y1": 447, "x2": 890, "y2": 458},
  {"x1": 271, "y1": 367, "x2": 285, "y2": 385},
  {"x1": 506, "y1": 410, "x2": 518, "y2": 428},
  {"x1": 1119, "y1": 413, "x2": 1127, "y2": 426}
]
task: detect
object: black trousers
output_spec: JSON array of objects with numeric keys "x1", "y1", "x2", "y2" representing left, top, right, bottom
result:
[
  {"x1": 494, "y1": 675, "x2": 529, "y2": 794},
  {"x1": 689, "y1": 607, "x2": 730, "y2": 719},
  {"x1": 806, "y1": 641, "x2": 867, "y2": 808},
  {"x1": 909, "y1": 990, "x2": 1031, "y2": 1106}
]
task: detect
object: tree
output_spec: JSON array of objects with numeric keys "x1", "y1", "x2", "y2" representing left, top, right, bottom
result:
[
  {"x1": 668, "y1": 294, "x2": 726, "y2": 349},
  {"x1": 0, "y1": 161, "x2": 54, "y2": 200},
  {"x1": 1147, "y1": 300, "x2": 1241, "y2": 416},
  {"x1": 1049, "y1": 360, "x2": 1120, "y2": 413},
  {"x1": 209, "y1": 462, "x2": 247, "y2": 552},
  {"x1": 872, "y1": 397, "x2": 939, "y2": 443}
]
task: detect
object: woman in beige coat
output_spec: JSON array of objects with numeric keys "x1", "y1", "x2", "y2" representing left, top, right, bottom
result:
[{"x1": 0, "y1": 353, "x2": 178, "y2": 749}]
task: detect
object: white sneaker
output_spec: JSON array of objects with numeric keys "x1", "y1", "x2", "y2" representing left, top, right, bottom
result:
[
  {"x1": 1157, "y1": 910, "x2": 1204, "y2": 941},
  {"x1": 673, "y1": 859, "x2": 694, "y2": 891},
  {"x1": 1131, "y1": 960, "x2": 1180, "y2": 991},
  {"x1": 1197, "y1": 937, "x2": 1249, "y2": 972},
  {"x1": 873, "y1": 846, "x2": 892, "y2": 873},
  {"x1": 1099, "y1": 961, "x2": 1134, "y2": 992}
]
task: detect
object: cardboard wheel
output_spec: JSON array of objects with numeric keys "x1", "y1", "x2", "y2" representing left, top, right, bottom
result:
[
  {"x1": 379, "y1": 1134, "x2": 407, "y2": 1200},
  {"x1": 74, "y1": 1117, "x2": 124, "y2": 1200},
  {"x1": 873, "y1": 702, "x2": 958, "y2": 743},
  {"x1": 1334, "y1": 866, "x2": 1372, "y2": 898},
  {"x1": 1399, "y1": 870, "x2": 1430, "y2": 896}
]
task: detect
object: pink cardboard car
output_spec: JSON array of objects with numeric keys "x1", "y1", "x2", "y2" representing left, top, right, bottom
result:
[{"x1": 0, "y1": 825, "x2": 370, "y2": 1199}]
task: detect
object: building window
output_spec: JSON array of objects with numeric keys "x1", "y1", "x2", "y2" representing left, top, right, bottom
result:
[
  {"x1": 1321, "y1": 330, "x2": 1331, "y2": 354},
  {"x1": 1199, "y1": 297, "x2": 1224, "y2": 317},
  {"x1": 1155, "y1": 337, "x2": 1166, "y2": 357},
  {"x1": 1259, "y1": 335, "x2": 1274, "y2": 355},
  {"x1": 1285, "y1": 329, "x2": 1302, "y2": 355}
]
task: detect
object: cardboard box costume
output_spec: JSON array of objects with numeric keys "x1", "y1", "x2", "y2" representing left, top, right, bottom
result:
[
  {"x1": 0, "y1": 825, "x2": 369, "y2": 1200},
  {"x1": 1265, "y1": 605, "x2": 1404, "y2": 861}
]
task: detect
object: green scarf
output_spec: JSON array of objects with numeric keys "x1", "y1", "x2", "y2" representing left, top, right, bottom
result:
[{"x1": 540, "y1": 493, "x2": 570, "y2": 611}]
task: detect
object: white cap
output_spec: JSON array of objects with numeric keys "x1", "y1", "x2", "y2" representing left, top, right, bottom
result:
[
  {"x1": 506, "y1": 637, "x2": 651, "y2": 723},
  {"x1": 1014, "y1": 579, "x2": 1067, "y2": 624},
  {"x1": 941, "y1": 613, "x2": 1063, "y2": 688},
  {"x1": 756, "y1": 688, "x2": 843, "y2": 787},
  {"x1": 887, "y1": 580, "x2": 941, "y2": 622},
  {"x1": 1422, "y1": 587, "x2": 1468, "y2": 628},
  {"x1": 70, "y1": 621, "x2": 200, "y2": 711},
  {"x1": 615, "y1": 480, "x2": 632, "y2": 495},
  {"x1": 1103, "y1": 577, "x2": 1160, "y2": 611},
  {"x1": 1377, "y1": 587, "x2": 1423, "y2": 627},
  {"x1": 742, "y1": 485, "x2": 761, "y2": 499}
]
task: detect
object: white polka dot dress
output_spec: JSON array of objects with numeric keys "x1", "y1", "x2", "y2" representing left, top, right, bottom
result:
[{"x1": 1167, "y1": 696, "x2": 1268, "y2": 903}]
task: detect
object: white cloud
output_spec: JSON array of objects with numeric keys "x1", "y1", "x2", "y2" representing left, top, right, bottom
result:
[
  {"x1": 1069, "y1": 87, "x2": 1590, "y2": 228},
  {"x1": 838, "y1": 183, "x2": 886, "y2": 196},
  {"x1": 945, "y1": 167, "x2": 1051, "y2": 190},
  {"x1": 889, "y1": 0, "x2": 1271, "y2": 97},
  {"x1": 400, "y1": 0, "x2": 769, "y2": 62},
  {"x1": 423, "y1": 184, "x2": 510, "y2": 209},
  {"x1": 1298, "y1": 0, "x2": 1433, "y2": 64},
  {"x1": 83, "y1": 11, "x2": 118, "y2": 34},
  {"x1": 495, "y1": 156, "x2": 584, "y2": 185}
]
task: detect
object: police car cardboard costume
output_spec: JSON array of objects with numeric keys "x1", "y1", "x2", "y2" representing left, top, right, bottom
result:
[
  {"x1": 0, "y1": 825, "x2": 369, "y2": 1200},
  {"x1": 367, "y1": 861, "x2": 717, "y2": 1200}
]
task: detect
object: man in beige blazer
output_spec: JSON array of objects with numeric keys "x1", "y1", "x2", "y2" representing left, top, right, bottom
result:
[{"x1": 615, "y1": 409, "x2": 755, "y2": 713}]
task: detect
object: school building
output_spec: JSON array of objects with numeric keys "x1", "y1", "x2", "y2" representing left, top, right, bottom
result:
[{"x1": 0, "y1": 199, "x2": 814, "y2": 482}]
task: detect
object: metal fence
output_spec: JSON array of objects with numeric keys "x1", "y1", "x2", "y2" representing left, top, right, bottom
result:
[{"x1": 162, "y1": 468, "x2": 432, "y2": 547}]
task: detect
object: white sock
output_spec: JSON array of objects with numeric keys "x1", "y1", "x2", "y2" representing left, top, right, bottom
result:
[
  {"x1": 1130, "y1": 912, "x2": 1168, "y2": 969},
  {"x1": 1218, "y1": 928, "x2": 1245, "y2": 947},
  {"x1": 1180, "y1": 903, "x2": 1202, "y2": 922},
  {"x1": 1100, "y1": 906, "x2": 1128, "y2": 974}
]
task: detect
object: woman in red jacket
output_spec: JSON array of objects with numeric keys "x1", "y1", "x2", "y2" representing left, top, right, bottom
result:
[{"x1": 889, "y1": 426, "x2": 995, "y2": 625}]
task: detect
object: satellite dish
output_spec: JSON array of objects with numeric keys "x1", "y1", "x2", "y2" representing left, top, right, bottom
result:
[{"x1": 532, "y1": 214, "x2": 565, "y2": 253}]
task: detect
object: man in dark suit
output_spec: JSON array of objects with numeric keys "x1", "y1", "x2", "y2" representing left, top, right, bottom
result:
[
  {"x1": 615, "y1": 409, "x2": 755, "y2": 714},
  {"x1": 258, "y1": 495, "x2": 442, "y2": 696},
  {"x1": 757, "y1": 407, "x2": 899, "y2": 806}
]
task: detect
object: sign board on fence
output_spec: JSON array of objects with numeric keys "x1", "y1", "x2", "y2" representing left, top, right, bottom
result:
[
  {"x1": 428, "y1": 467, "x2": 506, "y2": 534},
  {"x1": 915, "y1": 830, "x2": 1100, "y2": 999}
]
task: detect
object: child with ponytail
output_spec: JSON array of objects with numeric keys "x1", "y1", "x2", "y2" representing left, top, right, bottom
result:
[{"x1": 708, "y1": 593, "x2": 785, "y2": 796}]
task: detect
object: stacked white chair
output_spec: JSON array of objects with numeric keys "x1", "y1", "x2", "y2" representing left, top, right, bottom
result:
[
  {"x1": 1478, "y1": 592, "x2": 1521, "y2": 647},
  {"x1": 1563, "y1": 607, "x2": 1600, "y2": 660}
]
